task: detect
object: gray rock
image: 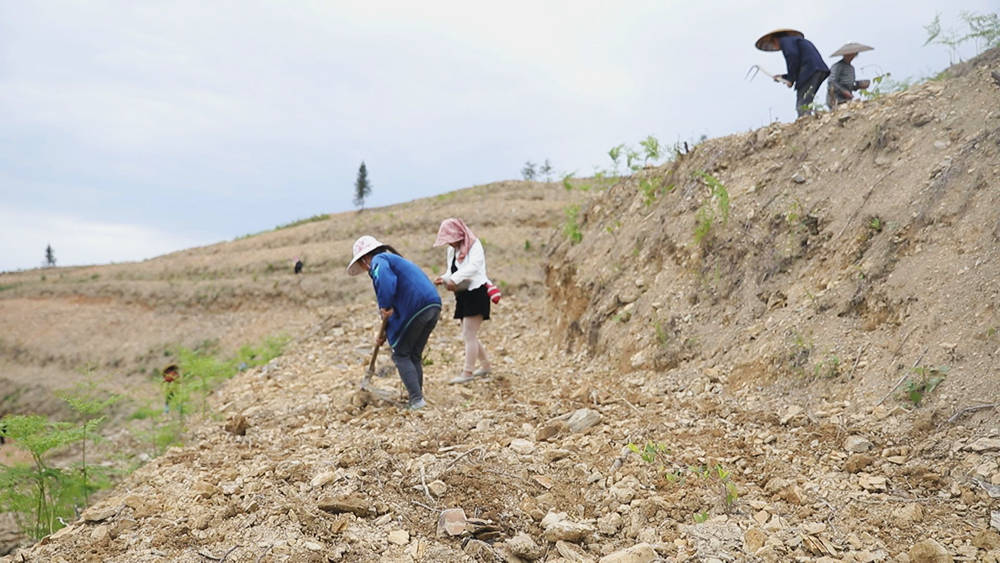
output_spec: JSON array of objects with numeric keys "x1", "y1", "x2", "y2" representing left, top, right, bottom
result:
[
  {"x1": 964, "y1": 438, "x2": 1000, "y2": 453},
  {"x1": 908, "y1": 538, "x2": 953, "y2": 562},
  {"x1": 556, "y1": 540, "x2": 595, "y2": 562},
  {"x1": 680, "y1": 521, "x2": 743, "y2": 560},
  {"x1": 428, "y1": 480, "x2": 448, "y2": 496},
  {"x1": 80, "y1": 505, "x2": 119, "y2": 523},
  {"x1": 567, "y1": 409, "x2": 602, "y2": 433},
  {"x1": 436, "y1": 507, "x2": 468, "y2": 537},
  {"x1": 317, "y1": 493, "x2": 371, "y2": 517},
  {"x1": 506, "y1": 532, "x2": 544, "y2": 560},
  {"x1": 510, "y1": 438, "x2": 536, "y2": 455},
  {"x1": 463, "y1": 539, "x2": 494, "y2": 558},
  {"x1": 844, "y1": 435, "x2": 873, "y2": 453},
  {"x1": 541, "y1": 511, "x2": 594, "y2": 543},
  {"x1": 892, "y1": 503, "x2": 924, "y2": 524},
  {"x1": 598, "y1": 542, "x2": 657, "y2": 563},
  {"x1": 544, "y1": 448, "x2": 572, "y2": 463},
  {"x1": 859, "y1": 473, "x2": 888, "y2": 492},
  {"x1": 743, "y1": 528, "x2": 766, "y2": 553},
  {"x1": 310, "y1": 470, "x2": 340, "y2": 488},
  {"x1": 387, "y1": 530, "x2": 409, "y2": 545},
  {"x1": 597, "y1": 512, "x2": 623, "y2": 535},
  {"x1": 779, "y1": 405, "x2": 803, "y2": 425}
]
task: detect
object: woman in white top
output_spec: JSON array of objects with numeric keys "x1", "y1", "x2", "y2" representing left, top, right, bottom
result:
[{"x1": 433, "y1": 218, "x2": 492, "y2": 383}]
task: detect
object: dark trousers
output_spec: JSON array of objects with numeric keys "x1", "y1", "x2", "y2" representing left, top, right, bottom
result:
[
  {"x1": 391, "y1": 306, "x2": 440, "y2": 404},
  {"x1": 796, "y1": 71, "x2": 827, "y2": 117}
]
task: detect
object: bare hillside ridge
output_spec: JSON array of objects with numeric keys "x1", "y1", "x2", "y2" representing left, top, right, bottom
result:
[
  {"x1": 546, "y1": 47, "x2": 1000, "y2": 430},
  {"x1": 0, "y1": 180, "x2": 590, "y2": 416}
]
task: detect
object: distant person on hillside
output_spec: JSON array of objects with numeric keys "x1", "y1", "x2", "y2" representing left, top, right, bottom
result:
[
  {"x1": 433, "y1": 218, "x2": 496, "y2": 385},
  {"x1": 756, "y1": 29, "x2": 830, "y2": 117},
  {"x1": 826, "y1": 43, "x2": 873, "y2": 109},
  {"x1": 162, "y1": 364, "x2": 181, "y2": 414},
  {"x1": 294, "y1": 257, "x2": 304, "y2": 274},
  {"x1": 348, "y1": 236, "x2": 441, "y2": 410}
]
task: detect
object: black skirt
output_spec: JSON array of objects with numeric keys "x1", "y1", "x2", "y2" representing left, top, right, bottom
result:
[{"x1": 454, "y1": 284, "x2": 491, "y2": 320}]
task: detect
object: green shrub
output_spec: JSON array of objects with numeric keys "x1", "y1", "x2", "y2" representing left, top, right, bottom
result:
[
  {"x1": 693, "y1": 172, "x2": 730, "y2": 245},
  {"x1": 0, "y1": 415, "x2": 85, "y2": 539},
  {"x1": 902, "y1": 366, "x2": 948, "y2": 405},
  {"x1": 57, "y1": 382, "x2": 121, "y2": 505},
  {"x1": 563, "y1": 205, "x2": 583, "y2": 244}
]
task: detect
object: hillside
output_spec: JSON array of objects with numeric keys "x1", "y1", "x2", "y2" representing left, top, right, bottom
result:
[
  {"x1": 0, "y1": 181, "x2": 588, "y2": 417},
  {"x1": 2, "y1": 50, "x2": 1000, "y2": 562}
]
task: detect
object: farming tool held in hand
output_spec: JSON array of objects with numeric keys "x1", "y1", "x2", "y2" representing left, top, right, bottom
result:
[{"x1": 746, "y1": 64, "x2": 791, "y2": 87}]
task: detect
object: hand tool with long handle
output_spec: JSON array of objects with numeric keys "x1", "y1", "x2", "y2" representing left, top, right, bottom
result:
[
  {"x1": 360, "y1": 316, "x2": 397, "y2": 402},
  {"x1": 746, "y1": 64, "x2": 791, "y2": 86}
]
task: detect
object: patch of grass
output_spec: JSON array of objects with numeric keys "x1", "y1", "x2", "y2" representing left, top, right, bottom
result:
[
  {"x1": 562, "y1": 172, "x2": 576, "y2": 191},
  {"x1": 638, "y1": 178, "x2": 674, "y2": 207},
  {"x1": 563, "y1": 205, "x2": 583, "y2": 244},
  {"x1": 693, "y1": 172, "x2": 730, "y2": 245},
  {"x1": 175, "y1": 335, "x2": 288, "y2": 416},
  {"x1": 275, "y1": 213, "x2": 329, "y2": 230},
  {"x1": 654, "y1": 322, "x2": 670, "y2": 348},
  {"x1": 902, "y1": 365, "x2": 948, "y2": 405},
  {"x1": 813, "y1": 353, "x2": 841, "y2": 379},
  {"x1": 787, "y1": 332, "x2": 813, "y2": 371},
  {"x1": 628, "y1": 441, "x2": 670, "y2": 463}
]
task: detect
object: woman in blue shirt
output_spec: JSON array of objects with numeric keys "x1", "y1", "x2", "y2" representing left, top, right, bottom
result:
[{"x1": 348, "y1": 235, "x2": 441, "y2": 410}]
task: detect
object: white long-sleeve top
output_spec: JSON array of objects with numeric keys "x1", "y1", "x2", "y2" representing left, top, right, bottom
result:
[{"x1": 440, "y1": 239, "x2": 488, "y2": 291}]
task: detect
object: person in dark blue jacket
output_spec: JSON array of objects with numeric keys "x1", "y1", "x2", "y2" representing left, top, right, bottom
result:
[
  {"x1": 756, "y1": 29, "x2": 830, "y2": 117},
  {"x1": 348, "y1": 235, "x2": 441, "y2": 410}
]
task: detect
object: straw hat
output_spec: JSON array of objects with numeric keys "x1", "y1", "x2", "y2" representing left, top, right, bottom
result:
[
  {"x1": 830, "y1": 42, "x2": 873, "y2": 57},
  {"x1": 347, "y1": 235, "x2": 398, "y2": 275},
  {"x1": 755, "y1": 28, "x2": 804, "y2": 51}
]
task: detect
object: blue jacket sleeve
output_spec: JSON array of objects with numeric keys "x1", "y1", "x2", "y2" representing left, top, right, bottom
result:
[
  {"x1": 779, "y1": 36, "x2": 800, "y2": 84},
  {"x1": 371, "y1": 255, "x2": 398, "y2": 311}
]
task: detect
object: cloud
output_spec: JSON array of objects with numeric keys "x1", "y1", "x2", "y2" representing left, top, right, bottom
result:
[
  {"x1": 0, "y1": 1, "x2": 996, "y2": 270},
  {"x1": 0, "y1": 206, "x2": 211, "y2": 272}
]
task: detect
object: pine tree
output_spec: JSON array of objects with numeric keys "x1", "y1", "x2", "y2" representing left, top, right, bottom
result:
[
  {"x1": 44, "y1": 244, "x2": 56, "y2": 268},
  {"x1": 353, "y1": 161, "x2": 372, "y2": 210}
]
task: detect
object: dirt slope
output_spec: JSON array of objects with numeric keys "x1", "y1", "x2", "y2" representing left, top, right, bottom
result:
[
  {"x1": 0, "y1": 180, "x2": 588, "y2": 416},
  {"x1": 546, "y1": 47, "x2": 1000, "y2": 423},
  {"x1": 3, "y1": 51, "x2": 1000, "y2": 563}
]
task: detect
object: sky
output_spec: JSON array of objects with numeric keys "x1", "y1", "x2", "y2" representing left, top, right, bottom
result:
[{"x1": 0, "y1": 1, "x2": 995, "y2": 271}]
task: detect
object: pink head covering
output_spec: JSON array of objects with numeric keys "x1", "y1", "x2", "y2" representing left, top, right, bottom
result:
[{"x1": 434, "y1": 218, "x2": 477, "y2": 260}]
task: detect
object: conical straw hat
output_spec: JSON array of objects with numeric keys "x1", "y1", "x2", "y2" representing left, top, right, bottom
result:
[
  {"x1": 830, "y1": 42, "x2": 873, "y2": 57},
  {"x1": 755, "y1": 28, "x2": 804, "y2": 51}
]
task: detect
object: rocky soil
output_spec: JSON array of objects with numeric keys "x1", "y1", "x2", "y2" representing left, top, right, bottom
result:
[{"x1": 2, "y1": 49, "x2": 1000, "y2": 563}]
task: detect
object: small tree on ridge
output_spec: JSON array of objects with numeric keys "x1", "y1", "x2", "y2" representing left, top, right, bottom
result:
[
  {"x1": 354, "y1": 161, "x2": 372, "y2": 210},
  {"x1": 44, "y1": 244, "x2": 56, "y2": 268}
]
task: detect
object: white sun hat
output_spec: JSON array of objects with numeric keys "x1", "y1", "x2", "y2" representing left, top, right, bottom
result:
[
  {"x1": 347, "y1": 235, "x2": 384, "y2": 275},
  {"x1": 347, "y1": 235, "x2": 401, "y2": 275}
]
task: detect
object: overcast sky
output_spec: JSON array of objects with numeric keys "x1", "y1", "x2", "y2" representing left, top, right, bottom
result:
[{"x1": 0, "y1": 1, "x2": 995, "y2": 271}]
